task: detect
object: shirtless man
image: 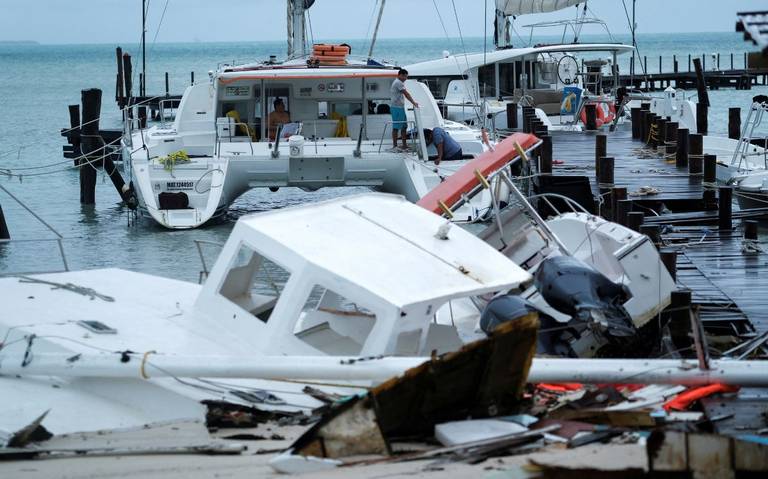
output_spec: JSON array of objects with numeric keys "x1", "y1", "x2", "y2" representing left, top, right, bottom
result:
[{"x1": 268, "y1": 98, "x2": 290, "y2": 140}]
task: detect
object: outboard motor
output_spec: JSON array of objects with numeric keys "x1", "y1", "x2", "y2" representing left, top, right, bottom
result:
[
  {"x1": 480, "y1": 294, "x2": 577, "y2": 357},
  {"x1": 534, "y1": 255, "x2": 635, "y2": 338}
]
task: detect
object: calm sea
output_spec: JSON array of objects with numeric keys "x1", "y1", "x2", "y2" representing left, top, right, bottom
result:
[{"x1": 1, "y1": 32, "x2": 766, "y2": 280}]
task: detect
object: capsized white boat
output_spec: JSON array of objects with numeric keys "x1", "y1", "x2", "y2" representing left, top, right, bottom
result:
[{"x1": 0, "y1": 193, "x2": 530, "y2": 438}]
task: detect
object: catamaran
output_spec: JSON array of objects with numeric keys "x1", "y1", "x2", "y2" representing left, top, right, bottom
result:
[{"x1": 406, "y1": 0, "x2": 635, "y2": 131}]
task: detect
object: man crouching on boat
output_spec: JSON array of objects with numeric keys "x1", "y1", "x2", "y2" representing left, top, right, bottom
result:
[
  {"x1": 423, "y1": 127, "x2": 463, "y2": 165},
  {"x1": 390, "y1": 68, "x2": 419, "y2": 150}
]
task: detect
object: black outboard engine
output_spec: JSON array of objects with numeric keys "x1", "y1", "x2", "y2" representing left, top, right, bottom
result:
[
  {"x1": 534, "y1": 255, "x2": 635, "y2": 338},
  {"x1": 480, "y1": 295, "x2": 577, "y2": 357}
]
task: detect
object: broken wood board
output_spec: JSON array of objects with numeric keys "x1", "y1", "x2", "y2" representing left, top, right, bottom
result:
[{"x1": 287, "y1": 313, "x2": 539, "y2": 460}]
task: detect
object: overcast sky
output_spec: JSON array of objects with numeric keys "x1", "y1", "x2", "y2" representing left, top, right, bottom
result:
[{"x1": 0, "y1": 0, "x2": 764, "y2": 44}]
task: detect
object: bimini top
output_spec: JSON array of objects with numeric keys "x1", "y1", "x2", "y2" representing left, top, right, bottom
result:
[
  {"x1": 218, "y1": 58, "x2": 400, "y2": 84},
  {"x1": 406, "y1": 43, "x2": 635, "y2": 77},
  {"x1": 230, "y1": 193, "x2": 531, "y2": 308}
]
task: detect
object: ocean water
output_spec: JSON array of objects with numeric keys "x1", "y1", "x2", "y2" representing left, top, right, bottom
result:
[{"x1": 1, "y1": 32, "x2": 766, "y2": 280}]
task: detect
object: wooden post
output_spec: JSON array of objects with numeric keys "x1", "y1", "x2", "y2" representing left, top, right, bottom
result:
[
  {"x1": 717, "y1": 53, "x2": 720, "y2": 70},
  {"x1": 191, "y1": 71, "x2": 195, "y2": 85},
  {"x1": 665, "y1": 121, "x2": 678, "y2": 156},
  {"x1": 115, "y1": 47, "x2": 125, "y2": 107},
  {"x1": 631, "y1": 107, "x2": 641, "y2": 139},
  {"x1": 718, "y1": 186, "x2": 733, "y2": 231},
  {"x1": 659, "y1": 55, "x2": 662, "y2": 74},
  {"x1": 138, "y1": 106, "x2": 148, "y2": 129},
  {"x1": 669, "y1": 290, "x2": 693, "y2": 351},
  {"x1": 660, "y1": 249, "x2": 677, "y2": 281},
  {"x1": 744, "y1": 220, "x2": 759, "y2": 241},
  {"x1": 639, "y1": 110, "x2": 649, "y2": 143},
  {"x1": 67, "y1": 104, "x2": 81, "y2": 164},
  {"x1": 122, "y1": 53, "x2": 133, "y2": 100},
  {"x1": 644, "y1": 56, "x2": 647, "y2": 74},
  {"x1": 692, "y1": 57, "x2": 710, "y2": 106},
  {"x1": 598, "y1": 157, "x2": 614, "y2": 186},
  {"x1": 728, "y1": 107, "x2": 741, "y2": 140},
  {"x1": 696, "y1": 103, "x2": 708, "y2": 136},
  {"x1": 640, "y1": 224, "x2": 661, "y2": 248},
  {"x1": 595, "y1": 134, "x2": 607, "y2": 175},
  {"x1": 79, "y1": 88, "x2": 102, "y2": 205},
  {"x1": 673, "y1": 54, "x2": 678, "y2": 73},
  {"x1": 616, "y1": 196, "x2": 631, "y2": 226},
  {"x1": 703, "y1": 154, "x2": 717, "y2": 207},
  {"x1": 506, "y1": 102, "x2": 518, "y2": 129},
  {"x1": 0, "y1": 203, "x2": 9, "y2": 240},
  {"x1": 676, "y1": 128, "x2": 689, "y2": 167},
  {"x1": 731, "y1": 52, "x2": 734, "y2": 70},
  {"x1": 627, "y1": 211, "x2": 644, "y2": 232},
  {"x1": 165, "y1": 72, "x2": 170, "y2": 97},
  {"x1": 584, "y1": 103, "x2": 597, "y2": 130},
  {"x1": 538, "y1": 135, "x2": 552, "y2": 174},
  {"x1": 654, "y1": 117, "x2": 666, "y2": 149},
  {"x1": 610, "y1": 187, "x2": 627, "y2": 222}
]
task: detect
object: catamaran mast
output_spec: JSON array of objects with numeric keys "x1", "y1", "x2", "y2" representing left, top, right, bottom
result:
[
  {"x1": 287, "y1": 0, "x2": 316, "y2": 57},
  {"x1": 367, "y1": 0, "x2": 387, "y2": 60}
]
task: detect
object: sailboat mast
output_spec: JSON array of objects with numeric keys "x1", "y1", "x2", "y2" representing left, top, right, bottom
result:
[
  {"x1": 367, "y1": 0, "x2": 387, "y2": 60},
  {"x1": 141, "y1": 0, "x2": 146, "y2": 97},
  {"x1": 287, "y1": 0, "x2": 307, "y2": 57}
]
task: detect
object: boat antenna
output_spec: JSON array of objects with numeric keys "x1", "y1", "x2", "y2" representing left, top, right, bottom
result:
[{"x1": 367, "y1": 0, "x2": 387, "y2": 60}]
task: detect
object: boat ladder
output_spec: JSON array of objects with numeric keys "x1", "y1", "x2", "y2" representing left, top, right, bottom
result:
[{"x1": 731, "y1": 98, "x2": 768, "y2": 171}]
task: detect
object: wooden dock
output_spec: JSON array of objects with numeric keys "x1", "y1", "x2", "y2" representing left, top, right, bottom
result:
[{"x1": 538, "y1": 126, "x2": 768, "y2": 335}]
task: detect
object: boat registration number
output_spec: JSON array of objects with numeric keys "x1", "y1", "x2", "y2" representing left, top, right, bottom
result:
[{"x1": 166, "y1": 181, "x2": 194, "y2": 191}]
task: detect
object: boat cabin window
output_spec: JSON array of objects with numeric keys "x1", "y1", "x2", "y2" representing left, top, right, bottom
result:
[
  {"x1": 294, "y1": 284, "x2": 379, "y2": 356},
  {"x1": 218, "y1": 243, "x2": 291, "y2": 323}
]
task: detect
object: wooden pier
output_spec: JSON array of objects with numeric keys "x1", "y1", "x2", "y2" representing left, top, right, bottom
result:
[{"x1": 532, "y1": 126, "x2": 768, "y2": 335}]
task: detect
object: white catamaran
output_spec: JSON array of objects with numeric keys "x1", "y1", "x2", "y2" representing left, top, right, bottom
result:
[
  {"x1": 121, "y1": 1, "x2": 496, "y2": 229},
  {"x1": 406, "y1": 0, "x2": 635, "y2": 131}
]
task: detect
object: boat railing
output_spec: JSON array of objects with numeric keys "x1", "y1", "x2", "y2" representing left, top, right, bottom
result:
[
  {"x1": 0, "y1": 238, "x2": 69, "y2": 276},
  {"x1": 526, "y1": 193, "x2": 591, "y2": 217},
  {"x1": 193, "y1": 239, "x2": 224, "y2": 283},
  {"x1": 214, "y1": 118, "x2": 255, "y2": 156},
  {"x1": 0, "y1": 183, "x2": 70, "y2": 276},
  {"x1": 158, "y1": 99, "x2": 178, "y2": 128},
  {"x1": 376, "y1": 119, "x2": 419, "y2": 153}
]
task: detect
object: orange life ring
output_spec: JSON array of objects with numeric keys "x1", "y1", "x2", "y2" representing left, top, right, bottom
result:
[
  {"x1": 313, "y1": 44, "x2": 350, "y2": 54},
  {"x1": 314, "y1": 50, "x2": 348, "y2": 58},
  {"x1": 580, "y1": 102, "x2": 616, "y2": 128},
  {"x1": 310, "y1": 56, "x2": 347, "y2": 66}
]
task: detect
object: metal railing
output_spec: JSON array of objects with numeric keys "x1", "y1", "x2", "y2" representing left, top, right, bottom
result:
[{"x1": 193, "y1": 239, "x2": 224, "y2": 283}]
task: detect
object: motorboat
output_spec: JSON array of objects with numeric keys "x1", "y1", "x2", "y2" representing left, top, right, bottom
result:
[
  {"x1": 715, "y1": 96, "x2": 768, "y2": 209},
  {"x1": 1, "y1": 190, "x2": 676, "y2": 443},
  {"x1": 406, "y1": 0, "x2": 635, "y2": 131}
]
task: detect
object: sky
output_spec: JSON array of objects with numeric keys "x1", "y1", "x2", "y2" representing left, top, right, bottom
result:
[{"x1": 0, "y1": 0, "x2": 765, "y2": 44}]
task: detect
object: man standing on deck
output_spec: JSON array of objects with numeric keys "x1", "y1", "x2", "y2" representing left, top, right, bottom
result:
[
  {"x1": 423, "y1": 127, "x2": 463, "y2": 165},
  {"x1": 390, "y1": 68, "x2": 419, "y2": 150}
]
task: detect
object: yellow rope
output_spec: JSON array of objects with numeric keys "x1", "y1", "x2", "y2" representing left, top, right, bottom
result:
[{"x1": 140, "y1": 350, "x2": 157, "y2": 379}]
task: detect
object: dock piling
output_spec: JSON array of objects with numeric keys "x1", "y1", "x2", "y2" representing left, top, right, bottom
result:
[
  {"x1": 506, "y1": 102, "x2": 518, "y2": 129},
  {"x1": 627, "y1": 211, "x2": 644, "y2": 232},
  {"x1": 584, "y1": 104, "x2": 597, "y2": 130},
  {"x1": 744, "y1": 220, "x2": 758, "y2": 241},
  {"x1": 728, "y1": 107, "x2": 741, "y2": 140},
  {"x1": 79, "y1": 88, "x2": 102, "y2": 205},
  {"x1": 665, "y1": 121, "x2": 678, "y2": 157},
  {"x1": 539, "y1": 135, "x2": 553, "y2": 174},
  {"x1": 676, "y1": 128, "x2": 689, "y2": 167},
  {"x1": 631, "y1": 107, "x2": 641, "y2": 139},
  {"x1": 660, "y1": 249, "x2": 677, "y2": 281},
  {"x1": 718, "y1": 186, "x2": 733, "y2": 231},
  {"x1": 598, "y1": 157, "x2": 614, "y2": 186},
  {"x1": 0, "y1": 203, "x2": 9, "y2": 240}
]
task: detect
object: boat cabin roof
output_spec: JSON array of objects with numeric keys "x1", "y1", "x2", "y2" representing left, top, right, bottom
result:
[
  {"x1": 219, "y1": 59, "x2": 399, "y2": 83},
  {"x1": 407, "y1": 43, "x2": 635, "y2": 77},
  {"x1": 228, "y1": 193, "x2": 531, "y2": 309}
]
